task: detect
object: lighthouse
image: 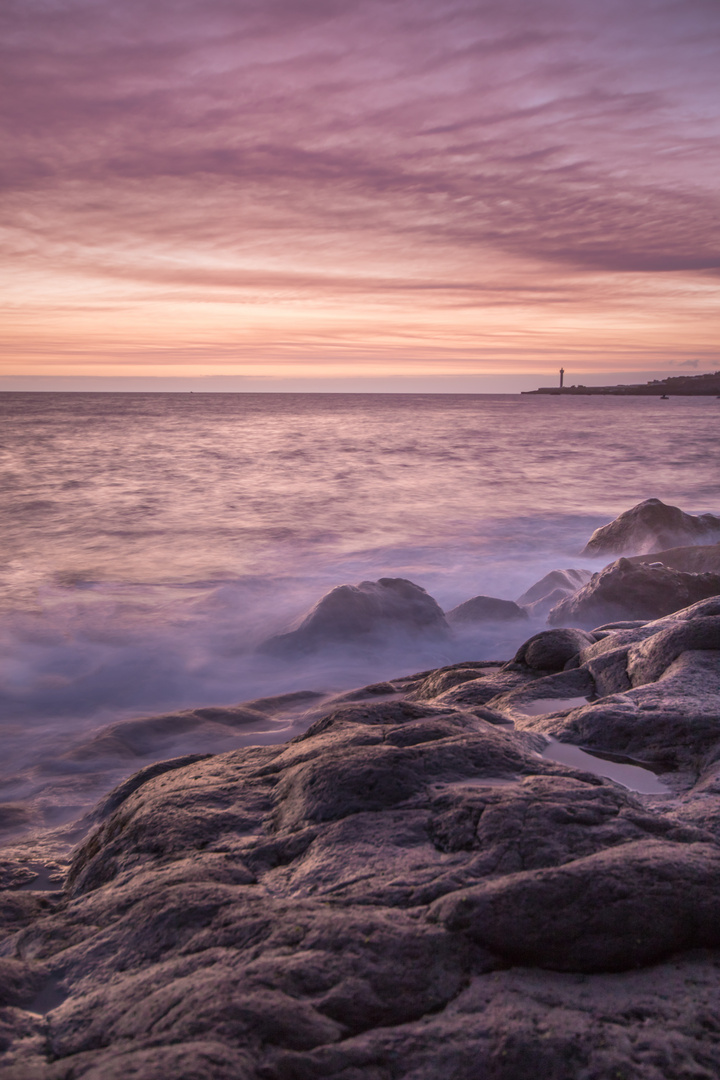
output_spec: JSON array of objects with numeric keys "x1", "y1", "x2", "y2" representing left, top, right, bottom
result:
[{"x1": 559, "y1": 367, "x2": 565, "y2": 391}]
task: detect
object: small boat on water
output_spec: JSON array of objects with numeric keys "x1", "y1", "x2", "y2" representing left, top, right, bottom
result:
[{"x1": 660, "y1": 394, "x2": 669, "y2": 399}]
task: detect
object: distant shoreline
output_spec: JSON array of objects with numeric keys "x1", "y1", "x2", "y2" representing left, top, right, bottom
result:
[{"x1": 523, "y1": 370, "x2": 720, "y2": 396}]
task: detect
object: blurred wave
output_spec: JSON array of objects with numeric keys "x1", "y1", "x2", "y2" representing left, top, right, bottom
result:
[{"x1": 1, "y1": 391, "x2": 718, "y2": 843}]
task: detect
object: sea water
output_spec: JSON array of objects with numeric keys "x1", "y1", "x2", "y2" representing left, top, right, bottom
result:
[{"x1": 1, "y1": 391, "x2": 718, "y2": 839}]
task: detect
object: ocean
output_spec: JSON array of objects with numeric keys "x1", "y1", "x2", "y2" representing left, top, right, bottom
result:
[{"x1": 2, "y1": 391, "x2": 719, "y2": 844}]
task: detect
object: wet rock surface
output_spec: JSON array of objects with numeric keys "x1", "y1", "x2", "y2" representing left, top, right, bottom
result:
[
  {"x1": 259, "y1": 578, "x2": 449, "y2": 656},
  {"x1": 516, "y1": 567, "x2": 593, "y2": 617},
  {"x1": 581, "y1": 497, "x2": 720, "y2": 557},
  {"x1": 513, "y1": 627, "x2": 597, "y2": 670},
  {"x1": 2, "y1": 601, "x2": 720, "y2": 1077},
  {"x1": 629, "y1": 541, "x2": 720, "y2": 574},
  {"x1": 445, "y1": 595, "x2": 528, "y2": 624},
  {"x1": 548, "y1": 557, "x2": 720, "y2": 627}
]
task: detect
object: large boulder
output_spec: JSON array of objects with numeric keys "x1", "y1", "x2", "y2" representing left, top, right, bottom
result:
[
  {"x1": 548, "y1": 558, "x2": 720, "y2": 628},
  {"x1": 581, "y1": 498, "x2": 720, "y2": 557},
  {"x1": 260, "y1": 578, "x2": 448, "y2": 656},
  {"x1": 445, "y1": 595, "x2": 528, "y2": 624}
]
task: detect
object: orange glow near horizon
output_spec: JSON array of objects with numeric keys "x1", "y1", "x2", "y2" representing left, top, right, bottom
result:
[{"x1": 2, "y1": 0, "x2": 719, "y2": 387}]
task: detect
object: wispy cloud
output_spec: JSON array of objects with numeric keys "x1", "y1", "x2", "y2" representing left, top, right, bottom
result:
[{"x1": 2, "y1": 0, "x2": 720, "y2": 376}]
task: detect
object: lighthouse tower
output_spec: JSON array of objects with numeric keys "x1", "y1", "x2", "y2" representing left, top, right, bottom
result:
[{"x1": 559, "y1": 367, "x2": 565, "y2": 390}]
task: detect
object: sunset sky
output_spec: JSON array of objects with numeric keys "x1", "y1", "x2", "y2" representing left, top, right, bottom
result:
[{"x1": 2, "y1": 0, "x2": 719, "y2": 390}]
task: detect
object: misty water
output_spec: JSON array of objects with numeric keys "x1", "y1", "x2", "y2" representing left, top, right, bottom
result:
[{"x1": 2, "y1": 391, "x2": 719, "y2": 841}]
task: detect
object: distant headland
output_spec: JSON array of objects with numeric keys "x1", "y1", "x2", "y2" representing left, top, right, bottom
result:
[{"x1": 523, "y1": 369, "x2": 720, "y2": 396}]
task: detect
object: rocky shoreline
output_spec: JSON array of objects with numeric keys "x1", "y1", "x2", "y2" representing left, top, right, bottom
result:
[{"x1": 2, "y1": 500, "x2": 720, "y2": 1078}]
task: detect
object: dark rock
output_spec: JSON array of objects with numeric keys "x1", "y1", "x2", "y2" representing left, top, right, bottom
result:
[
  {"x1": 517, "y1": 649, "x2": 720, "y2": 769},
  {"x1": 445, "y1": 595, "x2": 528, "y2": 624},
  {"x1": 296, "y1": 698, "x2": 453, "y2": 740},
  {"x1": 325, "y1": 682, "x2": 398, "y2": 703},
  {"x1": 411, "y1": 664, "x2": 503, "y2": 701},
  {"x1": 626, "y1": 616, "x2": 720, "y2": 686},
  {"x1": 516, "y1": 568, "x2": 592, "y2": 616},
  {"x1": 653, "y1": 595, "x2": 720, "y2": 622},
  {"x1": 0, "y1": 890, "x2": 59, "y2": 937},
  {"x1": 432, "y1": 670, "x2": 540, "y2": 707},
  {"x1": 514, "y1": 628, "x2": 596, "y2": 671},
  {"x1": 549, "y1": 558, "x2": 720, "y2": 627},
  {"x1": 62, "y1": 706, "x2": 282, "y2": 764},
  {"x1": 260, "y1": 578, "x2": 448, "y2": 656},
  {"x1": 581, "y1": 498, "x2": 720, "y2": 557},
  {"x1": 92, "y1": 753, "x2": 214, "y2": 821},
  {"x1": 430, "y1": 839, "x2": 720, "y2": 971},
  {"x1": 629, "y1": 542, "x2": 720, "y2": 574},
  {"x1": 582, "y1": 645, "x2": 633, "y2": 696},
  {"x1": 7, "y1": 604, "x2": 720, "y2": 1077},
  {"x1": 0, "y1": 958, "x2": 45, "y2": 1009},
  {"x1": 74, "y1": 1045, "x2": 255, "y2": 1080},
  {"x1": 517, "y1": 568, "x2": 593, "y2": 606},
  {"x1": 270, "y1": 709, "x2": 537, "y2": 833},
  {"x1": 487, "y1": 668, "x2": 596, "y2": 715},
  {"x1": 591, "y1": 619, "x2": 649, "y2": 631},
  {"x1": 0, "y1": 804, "x2": 37, "y2": 833},
  {"x1": 258, "y1": 957, "x2": 720, "y2": 1080},
  {"x1": 579, "y1": 625, "x2": 659, "y2": 661},
  {"x1": 237, "y1": 690, "x2": 327, "y2": 715}
]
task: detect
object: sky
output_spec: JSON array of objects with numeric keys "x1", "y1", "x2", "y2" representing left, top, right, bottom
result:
[{"x1": 2, "y1": 0, "x2": 719, "y2": 391}]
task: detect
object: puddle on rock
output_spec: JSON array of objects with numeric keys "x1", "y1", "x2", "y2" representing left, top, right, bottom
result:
[
  {"x1": 520, "y1": 697, "x2": 590, "y2": 716},
  {"x1": 541, "y1": 738, "x2": 670, "y2": 794},
  {"x1": 19, "y1": 864, "x2": 65, "y2": 891}
]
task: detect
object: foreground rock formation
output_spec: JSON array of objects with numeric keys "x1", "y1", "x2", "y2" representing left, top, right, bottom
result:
[{"x1": 2, "y1": 599, "x2": 720, "y2": 1078}]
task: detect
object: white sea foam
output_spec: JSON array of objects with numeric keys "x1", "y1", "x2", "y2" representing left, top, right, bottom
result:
[{"x1": 1, "y1": 391, "x2": 718, "y2": 841}]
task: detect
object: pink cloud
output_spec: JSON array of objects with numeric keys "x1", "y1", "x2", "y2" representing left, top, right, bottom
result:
[{"x1": 2, "y1": 0, "x2": 720, "y2": 373}]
